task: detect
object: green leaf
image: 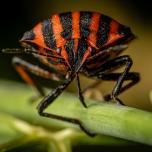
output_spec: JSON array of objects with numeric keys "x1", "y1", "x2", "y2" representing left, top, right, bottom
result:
[{"x1": 1, "y1": 80, "x2": 150, "y2": 151}]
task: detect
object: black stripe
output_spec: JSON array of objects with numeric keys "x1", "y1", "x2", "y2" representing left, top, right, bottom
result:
[
  {"x1": 96, "y1": 15, "x2": 111, "y2": 48},
  {"x1": 64, "y1": 40, "x2": 74, "y2": 68},
  {"x1": 60, "y1": 12, "x2": 72, "y2": 39},
  {"x1": 118, "y1": 24, "x2": 132, "y2": 35},
  {"x1": 80, "y1": 12, "x2": 92, "y2": 38},
  {"x1": 41, "y1": 19, "x2": 56, "y2": 49},
  {"x1": 75, "y1": 39, "x2": 88, "y2": 71}
]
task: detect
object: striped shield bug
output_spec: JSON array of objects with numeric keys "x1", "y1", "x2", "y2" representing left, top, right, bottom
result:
[{"x1": 1, "y1": 11, "x2": 140, "y2": 136}]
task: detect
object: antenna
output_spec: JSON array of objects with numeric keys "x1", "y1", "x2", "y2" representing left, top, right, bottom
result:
[{"x1": 1, "y1": 48, "x2": 63, "y2": 59}]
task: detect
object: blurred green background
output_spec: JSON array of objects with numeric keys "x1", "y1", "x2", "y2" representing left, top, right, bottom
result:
[{"x1": 0, "y1": 0, "x2": 152, "y2": 110}]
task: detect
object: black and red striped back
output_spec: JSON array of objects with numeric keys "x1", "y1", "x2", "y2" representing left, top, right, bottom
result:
[
  {"x1": 21, "y1": 12, "x2": 120, "y2": 49},
  {"x1": 20, "y1": 11, "x2": 134, "y2": 72}
]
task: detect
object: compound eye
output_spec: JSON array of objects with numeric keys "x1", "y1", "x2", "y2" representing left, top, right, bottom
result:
[{"x1": 56, "y1": 47, "x2": 61, "y2": 54}]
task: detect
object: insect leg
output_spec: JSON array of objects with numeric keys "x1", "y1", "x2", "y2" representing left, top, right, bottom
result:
[
  {"x1": 12, "y1": 56, "x2": 61, "y2": 99},
  {"x1": 102, "y1": 56, "x2": 138, "y2": 104},
  {"x1": 76, "y1": 74, "x2": 87, "y2": 108},
  {"x1": 99, "y1": 72, "x2": 140, "y2": 104},
  {"x1": 37, "y1": 76, "x2": 95, "y2": 136},
  {"x1": 86, "y1": 55, "x2": 140, "y2": 104}
]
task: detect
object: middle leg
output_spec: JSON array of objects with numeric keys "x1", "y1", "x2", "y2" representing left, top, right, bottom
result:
[
  {"x1": 76, "y1": 74, "x2": 87, "y2": 108},
  {"x1": 84, "y1": 55, "x2": 140, "y2": 104}
]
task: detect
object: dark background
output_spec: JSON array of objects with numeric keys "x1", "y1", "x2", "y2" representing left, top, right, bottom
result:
[{"x1": 0, "y1": 0, "x2": 152, "y2": 110}]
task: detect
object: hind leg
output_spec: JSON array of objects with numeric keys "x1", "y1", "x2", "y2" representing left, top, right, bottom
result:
[{"x1": 12, "y1": 56, "x2": 62, "y2": 101}]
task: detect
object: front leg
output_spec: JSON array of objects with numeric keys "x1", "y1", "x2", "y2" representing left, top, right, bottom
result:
[
  {"x1": 37, "y1": 76, "x2": 95, "y2": 136},
  {"x1": 37, "y1": 77, "x2": 74, "y2": 121}
]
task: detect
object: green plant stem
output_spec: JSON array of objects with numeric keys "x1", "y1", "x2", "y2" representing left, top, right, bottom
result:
[{"x1": 0, "y1": 80, "x2": 152, "y2": 145}]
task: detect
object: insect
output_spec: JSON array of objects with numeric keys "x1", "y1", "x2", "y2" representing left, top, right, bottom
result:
[{"x1": 2, "y1": 11, "x2": 140, "y2": 136}]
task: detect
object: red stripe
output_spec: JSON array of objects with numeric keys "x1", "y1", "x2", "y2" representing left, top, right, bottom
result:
[
  {"x1": 32, "y1": 23, "x2": 50, "y2": 50},
  {"x1": 88, "y1": 13, "x2": 101, "y2": 49},
  {"x1": 103, "y1": 20, "x2": 122, "y2": 46},
  {"x1": 72, "y1": 12, "x2": 80, "y2": 39},
  {"x1": 51, "y1": 14, "x2": 70, "y2": 67},
  {"x1": 51, "y1": 14, "x2": 66, "y2": 47}
]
